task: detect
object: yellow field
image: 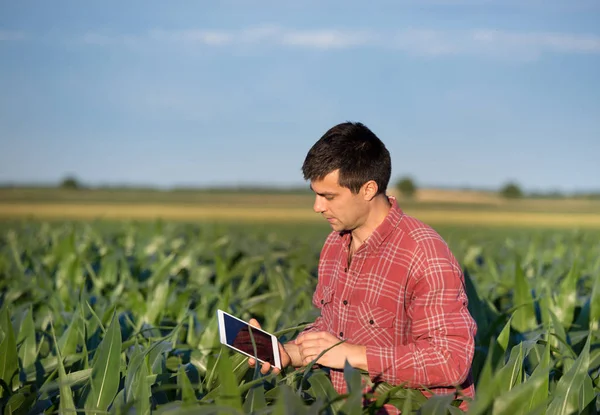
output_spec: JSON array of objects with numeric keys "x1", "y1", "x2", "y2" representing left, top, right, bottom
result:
[{"x1": 2, "y1": 202, "x2": 600, "y2": 228}]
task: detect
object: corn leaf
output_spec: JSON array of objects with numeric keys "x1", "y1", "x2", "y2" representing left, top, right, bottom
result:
[
  {"x1": 511, "y1": 258, "x2": 537, "y2": 333},
  {"x1": 215, "y1": 347, "x2": 242, "y2": 410},
  {"x1": 85, "y1": 311, "x2": 122, "y2": 413},
  {"x1": 547, "y1": 334, "x2": 591, "y2": 414},
  {"x1": 0, "y1": 305, "x2": 18, "y2": 397},
  {"x1": 17, "y1": 306, "x2": 37, "y2": 370}
]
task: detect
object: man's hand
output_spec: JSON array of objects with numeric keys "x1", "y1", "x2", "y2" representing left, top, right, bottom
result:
[
  {"x1": 247, "y1": 318, "x2": 292, "y2": 375},
  {"x1": 295, "y1": 331, "x2": 368, "y2": 370}
]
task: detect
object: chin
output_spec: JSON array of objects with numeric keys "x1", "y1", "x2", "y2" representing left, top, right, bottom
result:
[{"x1": 330, "y1": 223, "x2": 345, "y2": 232}]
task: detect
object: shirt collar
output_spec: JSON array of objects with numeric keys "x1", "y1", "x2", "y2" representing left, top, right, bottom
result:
[{"x1": 338, "y1": 195, "x2": 404, "y2": 251}]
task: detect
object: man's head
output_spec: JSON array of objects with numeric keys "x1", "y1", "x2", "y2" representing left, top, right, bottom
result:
[{"x1": 301, "y1": 122, "x2": 392, "y2": 232}]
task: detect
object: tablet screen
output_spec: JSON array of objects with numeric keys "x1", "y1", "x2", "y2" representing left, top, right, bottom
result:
[{"x1": 221, "y1": 312, "x2": 276, "y2": 366}]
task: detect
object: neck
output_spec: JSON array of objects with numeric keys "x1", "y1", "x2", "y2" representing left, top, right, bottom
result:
[{"x1": 351, "y1": 194, "x2": 392, "y2": 247}]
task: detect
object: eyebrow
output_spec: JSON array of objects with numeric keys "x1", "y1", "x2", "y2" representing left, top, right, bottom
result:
[{"x1": 309, "y1": 184, "x2": 337, "y2": 197}]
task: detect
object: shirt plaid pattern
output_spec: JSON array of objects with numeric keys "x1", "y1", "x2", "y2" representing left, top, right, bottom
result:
[{"x1": 302, "y1": 196, "x2": 477, "y2": 413}]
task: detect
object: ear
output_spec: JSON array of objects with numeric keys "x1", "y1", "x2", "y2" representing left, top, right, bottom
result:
[{"x1": 362, "y1": 180, "x2": 379, "y2": 201}]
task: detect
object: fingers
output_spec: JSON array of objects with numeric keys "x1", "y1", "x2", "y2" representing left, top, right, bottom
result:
[
  {"x1": 295, "y1": 331, "x2": 325, "y2": 345},
  {"x1": 260, "y1": 361, "x2": 271, "y2": 374},
  {"x1": 299, "y1": 346, "x2": 322, "y2": 365},
  {"x1": 302, "y1": 356, "x2": 317, "y2": 366},
  {"x1": 248, "y1": 318, "x2": 261, "y2": 328},
  {"x1": 248, "y1": 356, "x2": 279, "y2": 376}
]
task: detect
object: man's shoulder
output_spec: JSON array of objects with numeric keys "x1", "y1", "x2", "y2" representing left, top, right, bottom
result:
[{"x1": 394, "y1": 213, "x2": 452, "y2": 256}]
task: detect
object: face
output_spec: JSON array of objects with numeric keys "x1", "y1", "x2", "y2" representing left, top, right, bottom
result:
[{"x1": 310, "y1": 170, "x2": 371, "y2": 232}]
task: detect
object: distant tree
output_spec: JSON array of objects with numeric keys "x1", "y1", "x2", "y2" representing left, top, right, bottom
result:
[
  {"x1": 60, "y1": 176, "x2": 80, "y2": 190},
  {"x1": 396, "y1": 176, "x2": 417, "y2": 198},
  {"x1": 500, "y1": 182, "x2": 523, "y2": 199}
]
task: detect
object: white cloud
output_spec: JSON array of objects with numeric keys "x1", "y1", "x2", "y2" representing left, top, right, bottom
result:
[
  {"x1": 472, "y1": 30, "x2": 600, "y2": 53},
  {"x1": 79, "y1": 26, "x2": 600, "y2": 59},
  {"x1": 280, "y1": 29, "x2": 375, "y2": 49},
  {"x1": 150, "y1": 29, "x2": 234, "y2": 45},
  {"x1": 81, "y1": 32, "x2": 139, "y2": 47}
]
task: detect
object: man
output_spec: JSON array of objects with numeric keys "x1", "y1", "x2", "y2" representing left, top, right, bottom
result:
[{"x1": 248, "y1": 122, "x2": 477, "y2": 412}]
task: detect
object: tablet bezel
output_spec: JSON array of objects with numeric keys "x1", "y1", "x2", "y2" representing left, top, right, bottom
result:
[{"x1": 217, "y1": 309, "x2": 282, "y2": 370}]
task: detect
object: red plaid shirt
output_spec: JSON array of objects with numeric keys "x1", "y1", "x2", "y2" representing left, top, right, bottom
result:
[{"x1": 302, "y1": 196, "x2": 477, "y2": 413}]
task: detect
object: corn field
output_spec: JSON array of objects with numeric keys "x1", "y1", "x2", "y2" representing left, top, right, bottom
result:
[{"x1": 0, "y1": 221, "x2": 599, "y2": 414}]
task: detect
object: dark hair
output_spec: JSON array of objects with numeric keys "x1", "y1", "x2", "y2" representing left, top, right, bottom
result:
[{"x1": 301, "y1": 122, "x2": 391, "y2": 195}]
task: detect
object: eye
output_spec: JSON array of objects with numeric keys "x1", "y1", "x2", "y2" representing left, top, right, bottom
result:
[{"x1": 325, "y1": 195, "x2": 334, "y2": 201}]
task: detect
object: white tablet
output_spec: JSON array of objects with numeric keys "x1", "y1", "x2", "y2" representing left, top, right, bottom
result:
[{"x1": 217, "y1": 309, "x2": 282, "y2": 370}]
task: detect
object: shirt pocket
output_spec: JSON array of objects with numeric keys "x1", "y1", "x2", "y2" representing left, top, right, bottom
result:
[
  {"x1": 317, "y1": 285, "x2": 334, "y2": 307},
  {"x1": 315, "y1": 285, "x2": 335, "y2": 329},
  {"x1": 352, "y1": 302, "x2": 397, "y2": 346}
]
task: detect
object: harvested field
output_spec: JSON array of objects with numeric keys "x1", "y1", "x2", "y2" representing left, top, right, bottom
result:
[{"x1": 2, "y1": 202, "x2": 600, "y2": 228}]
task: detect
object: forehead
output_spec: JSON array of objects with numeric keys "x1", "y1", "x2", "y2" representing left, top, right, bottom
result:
[{"x1": 310, "y1": 170, "x2": 345, "y2": 193}]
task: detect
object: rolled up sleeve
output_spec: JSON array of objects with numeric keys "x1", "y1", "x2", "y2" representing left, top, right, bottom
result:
[{"x1": 366, "y1": 253, "x2": 477, "y2": 389}]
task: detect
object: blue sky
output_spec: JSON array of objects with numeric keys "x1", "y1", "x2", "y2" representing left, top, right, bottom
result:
[{"x1": 1, "y1": 0, "x2": 599, "y2": 193}]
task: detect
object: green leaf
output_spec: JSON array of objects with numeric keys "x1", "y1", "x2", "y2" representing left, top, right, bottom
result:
[
  {"x1": 538, "y1": 284, "x2": 552, "y2": 329},
  {"x1": 177, "y1": 365, "x2": 198, "y2": 407},
  {"x1": 548, "y1": 309, "x2": 576, "y2": 373},
  {"x1": 401, "y1": 390, "x2": 414, "y2": 415},
  {"x1": 272, "y1": 384, "x2": 306, "y2": 415},
  {"x1": 148, "y1": 340, "x2": 172, "y2": 374},
  {"x1": 339, "y1": 360, "x2": 362, "y2": 415},
  {"x1": 135, "y1": 355, "x2": 151, "y2": 415},
  {"x1": 50, "y1": 323, "x2": 77, "y2": 414},
  {"x1": 491, "y1": 366, "x2": 550, "y2": 415},
  {"x1": 0, "y1": 305, "x2": 18, "y2": 397},
  {"x1": 579, "y1": 374, "x2": 595, "y2": 413},
  {"x1": 511, "y1": 258, "x2": 537, "y2": 333},
  {"x1": 143, "y1": 279, "x2": 170, "y2": 326},
  {"x1": 343, "y1": 359, "x2": 362, "y2": 394},
  {"x1": 125, "y1": 345, "x2": 146, "y2": 403},
  {"x1": 215, "y1": 347, "x2": 242, "y2": 410},
  {"x1": 5, "y1": 390, "x2": 36, "y2": 414},
  {"x1": 200, "y1": 352, "x2": 251, "y2": 403},
  {"x1": 527, "y1": 337, "x2": 551, "y2": 411},
  {"x1": 497, "y1": 316, "x2": 512, "y2": 353},
  {"x1": 17, "y1": 306, "x2": 37, "y2": 370},
  {"x1": 85, "y1": 311, "x2": 122, "y2": 413},
  {"x1": 416, "y1": 393, "x2": 455, "y2": 415},
  {"x1": 39, "y1": 368, "x2": 92, "y2": 397},
  {"x1": 243, "y1": 384, "x2": 267, "y2": 412},
  {"x1": 58, "y1": 310, "x2": 84, "y2": 358},
  {"x1": 495, "y1": 342, "x2": 524, "y2": 394},
  {"x1": 468, "y1": 338, "x2": 497, "y2": 415},
  {"x1": 373, "y1": 381, "x2": 427, "y2": 413},
  {"x1": 590, "y1": 270, "x2": 600, "y2": 332},
  {"x1": 307, "y1": 372, "x2": 339, "y2": 414},
  {"x1": 547, "y1": 334, "x2": 591, "y2": 414},
  {"x1": 464, "y1": 269, "x2": 489, "y2": 343},
  {"x1": 556, "y1": 261, "x2": 579, "y2": 330}
]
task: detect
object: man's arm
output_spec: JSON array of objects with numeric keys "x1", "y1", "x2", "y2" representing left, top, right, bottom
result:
[
  {"x1": 294, "y1": 331, "x2": 367, "y2": 369},
  {"x1": 248, "y1": 315, "x2": 328, "y2": 373},
  {"x1": 282, "y1": 342, "x2": 303, "y2": 367},
  {"x1": 364, "y1": 256, "x2": 477, "y2": 388}
]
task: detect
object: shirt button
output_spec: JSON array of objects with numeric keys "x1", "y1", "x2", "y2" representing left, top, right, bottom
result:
[
  {"x1": 339, "y1": 332, "x2": 344, "y2": 337},
  {"x1": 369, "y1": 319, "x2": 374, "y2": 325},
  {"x1": 344, "y1": 267, "x2": 348, "y2": 272},
  {"x1": 320, "y1": 299, "x2": 324, "y2": 304},
  {"x1": 343, "y1": 300, "x2": 348, "y2": 305}
]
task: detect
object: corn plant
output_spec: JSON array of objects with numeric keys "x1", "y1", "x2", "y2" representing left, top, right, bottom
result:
[{"x1": 0, "y1": 221, "x2": 598, "y2": 414}]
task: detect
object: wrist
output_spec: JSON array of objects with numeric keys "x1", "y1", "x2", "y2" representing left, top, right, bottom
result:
[
  {"x1": 348, "y1": 344, "x2": 368, "y2": 371},
  {"x1": 283, "y1": 342, "x2": 302, "y2": 367}
]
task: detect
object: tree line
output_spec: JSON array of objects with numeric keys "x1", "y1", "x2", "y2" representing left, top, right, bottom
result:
[{"x1": 52, "y1": 175, "x2": 600, "y2": 200}]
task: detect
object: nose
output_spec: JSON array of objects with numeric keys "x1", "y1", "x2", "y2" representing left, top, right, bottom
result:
[{"x1": 313, "y1": 195, "x2": 325, "y2": 213}]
